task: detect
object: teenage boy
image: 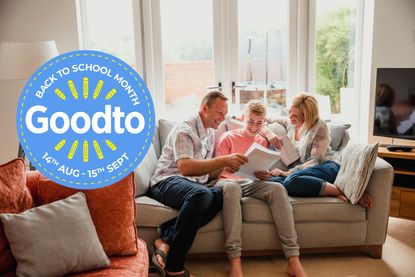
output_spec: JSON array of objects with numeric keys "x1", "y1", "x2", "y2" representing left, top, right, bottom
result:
[{"x1": 215, "y1": 100, "x2": 308, "y2": 277}]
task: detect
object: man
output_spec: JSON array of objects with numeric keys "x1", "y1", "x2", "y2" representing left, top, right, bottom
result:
[
  {"x1": 149, "y1": 91, "x2": 248, "y2": 277},
  {"x1": 215, "y1": 100, "x2": 308, "y2": 277}
]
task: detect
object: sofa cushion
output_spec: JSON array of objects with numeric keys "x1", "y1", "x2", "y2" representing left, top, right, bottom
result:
[
  {"x1": 134, "y1": 144, "x2": 157, "y2": 197},
  {"x1": 152, "y1": 123, "x2": 162, "y2": 158},
  {"x1": 135, "y1": 196, "x2": 177, "y2": 227},
  {"x1": 0, "y1": 192, "x2": 110, "y2": 277},
  {"x1": 135, "y1": 196, "x2": 223, "y2": 232},
  {"x1": 335, "y1": 141, "x2": 379, "y2": 204},
  {"x1": 68, "y1": 239, "x2": 149, "y2": 277},
  {"x1": 267, "y1": 122, "x2": 288, "y2": 136},
  {"x1": 159, "y1": 119, "x2": 176, "y2": 150},
  {"x1": 265, "y1": 121, "x2": 350, "y2": 151},
  {"x1": 0, "y1": 159, "x2": 34, "y2": 274},
  {"x1": 38, "y1": 173, "x2": 137, "y2": 256},
  {"x1": 241, "y1": 196, "x2": 366, "y2": 224},
  {"x1": 327, "y1": 123, "x2": 351, "y2": 151}
]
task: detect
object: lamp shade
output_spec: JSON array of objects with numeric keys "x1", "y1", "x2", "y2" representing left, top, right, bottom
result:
[{"x1": 0, "y1": 41, "x2": 59, "y2": 80}]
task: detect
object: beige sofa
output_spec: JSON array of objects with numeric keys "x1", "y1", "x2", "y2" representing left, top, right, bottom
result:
[{"x1": 134, "y1": 118, "x2": 394, "y2": 259}]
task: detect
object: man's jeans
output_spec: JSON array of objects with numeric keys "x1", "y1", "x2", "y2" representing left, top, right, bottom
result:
[
  {"x1": 148, "y1": 176, "x2": 223, "y2": 272},
  {"x1": 269, "y1": 161, "x2": 340, "y2": 197}
]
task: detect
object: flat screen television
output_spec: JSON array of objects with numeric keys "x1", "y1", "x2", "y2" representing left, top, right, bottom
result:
[{"x1": 373, "y1": 68, "x2": 415, "y2": 141}]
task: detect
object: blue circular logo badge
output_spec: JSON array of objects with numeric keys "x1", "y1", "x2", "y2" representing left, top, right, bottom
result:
[{"x1": 17, "y1": 50, "x2": 155, "y2": 189}]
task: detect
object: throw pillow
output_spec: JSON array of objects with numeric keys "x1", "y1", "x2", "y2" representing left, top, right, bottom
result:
[
  {"x1": 0, "y1": 192, "x2": 110, "y2": 277},
  {"x1": 334, "y1": 141, "x2": 379, "y2": 204},
  {"x1": 0, "y1": 158, "x2": 34, "y2": 273},
  {"x1": 38, "y1": 173, "x2": 137, "y2": 256},
  {"x1": 327, "y1": 123, "x2": 351, "y2": 151},
  {"x1": 134, "y1": 144, "x2": 158, "y2": 196}
]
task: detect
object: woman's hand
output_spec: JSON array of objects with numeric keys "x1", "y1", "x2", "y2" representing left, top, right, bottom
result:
[
  {"x1": 254, "y1": 170, "x2": 272, "y2": 180},
  {"x1": 270, "y1": 168, "x2": 289, "y2": 177},
  {"x1": 268, "y1": 135, "x2": 283, "y2": 149}
]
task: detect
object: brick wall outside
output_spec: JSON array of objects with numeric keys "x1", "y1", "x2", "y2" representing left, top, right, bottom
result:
[
  {"x1": 164, "y1": 60, "x2": 213, "y2": 105},
  {"x1": 164, "y1": 60, "x2": 286, "y2": 108}
]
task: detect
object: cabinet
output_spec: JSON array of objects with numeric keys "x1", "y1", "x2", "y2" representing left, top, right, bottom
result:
[{"x1": 377, "y1": 147, "x2": 415, "y2": 219}]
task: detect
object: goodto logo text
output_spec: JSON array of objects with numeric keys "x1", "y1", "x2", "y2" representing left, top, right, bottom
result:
[
  {"x1": 25, "y1": 105, "x2": 145, "y2": 135},
  {"x1": 17, "y1": 50, "x2": 155, "y2": 189}
]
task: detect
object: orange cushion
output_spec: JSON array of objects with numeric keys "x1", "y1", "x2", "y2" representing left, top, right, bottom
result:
[
  {"x1": 38, "y1": 173, "x2": 137, "y2": 256},
  {"x1": 68, "y1": 239, "x2": 148, "y2": 277},
  {"x1": 0, "y1": 159, "x2": 34, "y2": 273}
]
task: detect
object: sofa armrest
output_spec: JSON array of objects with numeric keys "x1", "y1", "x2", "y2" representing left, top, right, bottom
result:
[{"x1": 365, "y1": 157, "x2": 394, "y2": 245}]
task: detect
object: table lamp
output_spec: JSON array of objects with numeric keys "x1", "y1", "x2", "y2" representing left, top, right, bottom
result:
[{"x1": 0, "y1": 41, "x2": 59, "y2": 166}]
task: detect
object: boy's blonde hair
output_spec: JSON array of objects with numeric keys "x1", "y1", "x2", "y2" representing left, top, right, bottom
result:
[
  {"x1": 244, "y1": 100, "x2": 267, "y2": 117},
  {"x1": 291, "y1": 92, "x2": 320, "y2": 130}
]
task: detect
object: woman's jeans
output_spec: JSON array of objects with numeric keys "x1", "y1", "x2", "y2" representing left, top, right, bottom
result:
[
  {"x1": 269, "y1": 161, "x2": 340, "y2": 197},
  {"x1": 148, "y1": 176, "x2": 223, "y2": 272}
]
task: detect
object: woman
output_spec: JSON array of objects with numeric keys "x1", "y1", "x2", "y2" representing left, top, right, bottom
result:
[{"x1": 255, "y1": 92, "x2": 373, "y2": 208}]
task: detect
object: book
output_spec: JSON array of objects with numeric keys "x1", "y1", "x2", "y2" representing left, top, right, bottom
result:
[
  {"x1": 235, "y1": 137, "x2": 299, "y2": 179},
  {"x1": 235, "y1": 143, "x2": 280, "y2": 179}
]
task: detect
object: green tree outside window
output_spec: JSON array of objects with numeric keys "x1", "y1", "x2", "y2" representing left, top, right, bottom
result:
[{"x1": 315, "y1": 6, "x2": 355, "y2": 113}]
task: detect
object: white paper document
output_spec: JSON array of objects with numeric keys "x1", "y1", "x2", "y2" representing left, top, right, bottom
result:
[
  {"x1": 235, "y1": 143, "x2": 280, "y2": 179},
  {"x1": 235, "y1": 136, "x2": 299, "y2": 179}
]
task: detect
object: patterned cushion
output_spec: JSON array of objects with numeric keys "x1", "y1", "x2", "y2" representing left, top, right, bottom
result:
[{"x1": 335, "y1": 141, "x2": 379, "y2": 204}]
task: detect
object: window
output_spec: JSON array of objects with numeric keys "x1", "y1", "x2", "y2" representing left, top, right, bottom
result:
[
  {"x1": 311, "y1": 0, "x2": 359, "y2": 117},
  {"x1": 160, "y1": 0, "x2": 214, "y2": 120},
  {"x1": 78, "y1": 0, "x2": 136, "y2": 69},
  {"x1": 143, "y1": 0, "x2": 290, "y2": 119},
  {"x1": 235, "y1": 0, "x2": 288, "y2": 117}
]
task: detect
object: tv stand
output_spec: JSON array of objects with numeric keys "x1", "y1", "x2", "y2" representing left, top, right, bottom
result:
[{"x1": 377, "y1": 147, "x2": 415, "y2": 220}]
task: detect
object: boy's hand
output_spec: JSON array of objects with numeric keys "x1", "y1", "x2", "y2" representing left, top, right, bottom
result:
[
  {"x1": 270, "y1": 168, "x2": 289, "y2": 177},
  {"x1": 268, "y1": 135, "x2": 283, "y2": 149},
  {"x1": 254, "y1": 170, "x2": 272, "y2": 180}
]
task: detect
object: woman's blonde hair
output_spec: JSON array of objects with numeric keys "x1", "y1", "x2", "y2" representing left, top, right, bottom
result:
[{"x1": 291, "y1": 92, "x2": 320, "y2": 130}]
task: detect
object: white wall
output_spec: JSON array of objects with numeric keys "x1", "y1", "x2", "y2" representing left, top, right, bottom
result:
[
  {"x1": 0, "y1": 0, "x2": 79, "y2": 53},
  {"x1": 0, "y1": 0, "x2": 80, "y2": 163},
  {"x1": 366, "y1": 0, "x2": 415, "y2": 146}
]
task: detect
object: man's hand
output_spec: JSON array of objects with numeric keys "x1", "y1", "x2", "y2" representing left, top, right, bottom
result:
[
  {"x1": 223, "y1": 153, "x2": 248, "y2": 172},
  {"x1": 254, "y1": 170, "x2": 272, "y2": 180},
  {"x1": 270, "y1": 168, "x2": 289, "y2": 177},
  {"x1": 268, "y1": 135, "x2": 283, "y2": 149}
]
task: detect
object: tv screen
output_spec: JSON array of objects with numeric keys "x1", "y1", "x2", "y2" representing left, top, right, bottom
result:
[{"x1": 374, "y1": 68, "x2": 415, "y2": 140}]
